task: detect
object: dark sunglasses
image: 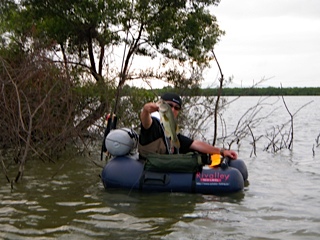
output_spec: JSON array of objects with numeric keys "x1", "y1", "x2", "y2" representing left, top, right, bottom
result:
[{"x1": 167, "y1": 102, "x2": 181, "y2": 111}]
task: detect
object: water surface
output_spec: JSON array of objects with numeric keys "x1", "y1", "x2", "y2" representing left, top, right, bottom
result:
[{"x1": 1, "y1": 96, "x2": 320, "y2": 239}]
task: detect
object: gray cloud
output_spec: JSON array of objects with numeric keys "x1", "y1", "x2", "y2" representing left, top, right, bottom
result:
[{"x1": 204, "y1": 0, "x2": 320, "y2": 87}]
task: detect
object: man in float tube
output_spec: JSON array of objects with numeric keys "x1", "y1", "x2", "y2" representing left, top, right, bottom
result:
[{"x1": 138, "y1": 92, "x2": 238, "y2": 161}]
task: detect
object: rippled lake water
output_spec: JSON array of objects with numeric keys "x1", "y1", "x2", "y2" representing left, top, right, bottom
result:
[{"x1": 1, "y1": 96, "x2": 320, "y2": 239}]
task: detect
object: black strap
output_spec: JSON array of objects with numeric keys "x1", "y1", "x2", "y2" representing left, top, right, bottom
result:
[{"x1": 100, "y1": 115, "x2": 117, "y2": 160}]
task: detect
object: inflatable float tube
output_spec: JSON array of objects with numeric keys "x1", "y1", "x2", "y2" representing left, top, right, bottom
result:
[
  {"x1": 101, "y1": 154, "x2": 248, "y2": 194},
  {"x1": 101, "y1": 128, "x2": 248, "y2": 194}
]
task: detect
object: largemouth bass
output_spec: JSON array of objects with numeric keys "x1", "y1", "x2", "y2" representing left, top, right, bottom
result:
[{"x1": 156, "y1": 99, "x2": 180, "y2": 150}]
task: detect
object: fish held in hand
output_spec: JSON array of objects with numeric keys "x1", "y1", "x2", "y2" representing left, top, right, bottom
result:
[{"x1": 156, "y1": 100, "x2": 180, "y2": 149}]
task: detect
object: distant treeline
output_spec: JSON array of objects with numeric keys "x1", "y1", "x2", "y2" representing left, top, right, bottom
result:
[
  {"x1": 152, "y1": 86, "x2": 320, "y2": 96},
  {"x1": 202, "y1": 87, "x2": 320, "y2": 96}
]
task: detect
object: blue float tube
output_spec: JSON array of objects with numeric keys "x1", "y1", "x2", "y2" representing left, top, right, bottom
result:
[{"x1": 101, "y1": 155, "x2": 248, "y2": 194}]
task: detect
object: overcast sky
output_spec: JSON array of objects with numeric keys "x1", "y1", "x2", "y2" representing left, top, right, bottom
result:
[{"x1": 202, "y1": 0, "x2": 320, "y2": 88}]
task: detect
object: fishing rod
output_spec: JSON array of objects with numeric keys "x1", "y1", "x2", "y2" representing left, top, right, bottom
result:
[{"x1": 100, "y1": 0, "x2": 135, "y2": 161}]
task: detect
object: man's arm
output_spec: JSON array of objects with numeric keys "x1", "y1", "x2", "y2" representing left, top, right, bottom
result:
[
  {"x1": 140, "y1": 102, "x2": 159, "y2": 129},
  {"x1": 190, "y1": 140, "x2": 238, "y2": 159}
]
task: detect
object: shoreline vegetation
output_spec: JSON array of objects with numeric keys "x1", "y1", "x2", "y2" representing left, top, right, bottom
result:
[{"x1": 149, "y1": 86, "x2": 320, "y2": 96}]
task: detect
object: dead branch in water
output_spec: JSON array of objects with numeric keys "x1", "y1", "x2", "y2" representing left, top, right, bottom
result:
[
  {"x1": 0, "y1": 52, "x2": 78, "y2": 183},
  {"x1": 247, "y1": 124, "x2": 264, "y2": 157},
  {"x1": 312, "y1": 132, "x2": 320, "y2": 157},
  {"x1": 211, "y1": 50, "x2": 224, "y2": 147},
  {"x1": 281, "y1": 93, "x2": 294, "y2": 150},
  {"x1": 220, "y1": 96, "x2": 280, "y2": 154},
  {"x1": 264, "y1": 94, "x2": 313, "y2": 153}
]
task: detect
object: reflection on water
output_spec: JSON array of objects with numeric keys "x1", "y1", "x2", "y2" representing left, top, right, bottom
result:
[{"x1": 1, "y1": 97, "x2": 320, "y2": 239}]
